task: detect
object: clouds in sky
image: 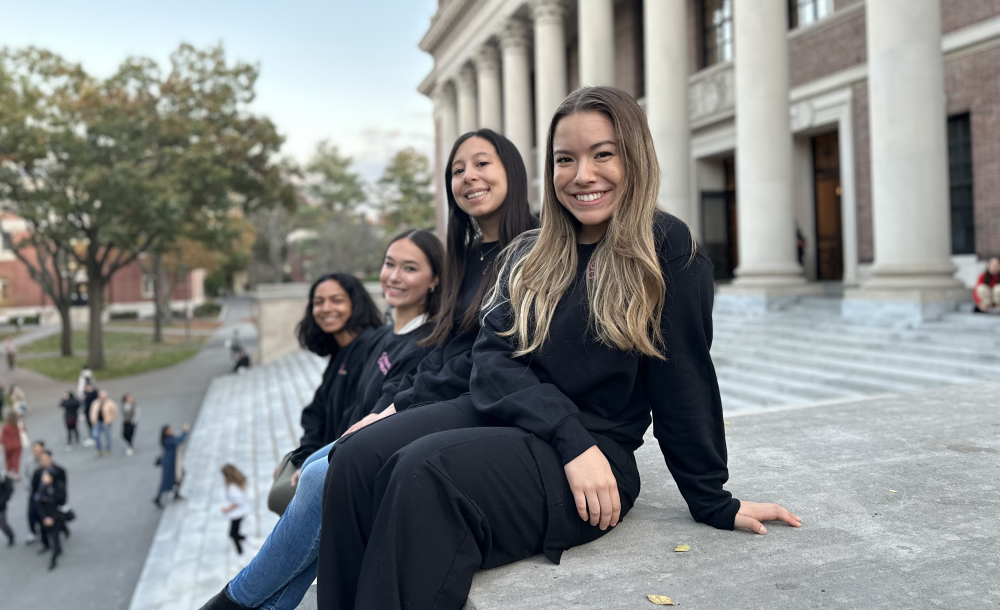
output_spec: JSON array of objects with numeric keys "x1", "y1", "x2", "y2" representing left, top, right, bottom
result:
[{"x1": 2, "y1": 0, "x2": 439, "y2": 181}]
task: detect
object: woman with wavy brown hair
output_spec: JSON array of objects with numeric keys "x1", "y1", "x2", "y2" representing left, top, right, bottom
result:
[{"x1": 315, "y1": 87, "x2": 800, "y2": 610}]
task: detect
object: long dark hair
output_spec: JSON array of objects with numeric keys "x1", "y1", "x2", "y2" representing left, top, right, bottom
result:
[
  {"x1": 384, "y1": 229, "x2": 445, "y2": 319},
  {"x1": 422, "y1": 129, "x2": 537, "y2": 346},
  {"x1": 160, "y1": 425, "x2": 171, "y2": 448},
  {"x1": 296, "y1": 273, "x2": 383, "y2": 357}
]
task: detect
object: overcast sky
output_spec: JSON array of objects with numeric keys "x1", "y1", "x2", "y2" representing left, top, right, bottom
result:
[{"x1": 2, "y1": 0, "x2": 439, "y2": 181}]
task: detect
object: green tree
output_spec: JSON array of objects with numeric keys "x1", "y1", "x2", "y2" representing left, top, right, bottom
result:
[
  {"x1": 375, "y1": 147, "x2": 436, "y2": 234},
  {"x1": 0, "y1": 44, "x2": 294, "y2": 368},
  {"x1": 305, "y1": 141, "x2": 366, "y2": 213}
]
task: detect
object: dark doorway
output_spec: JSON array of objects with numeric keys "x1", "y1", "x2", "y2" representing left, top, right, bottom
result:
[
  {"x1": 812, "y1": 132, "x2": 843, "y2": 281},
  {"x1": 701, "y1": 156, "x2": 738, "y2": 279}
]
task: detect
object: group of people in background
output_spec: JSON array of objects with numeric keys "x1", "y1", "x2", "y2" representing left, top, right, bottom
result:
[
  {"x1": 973, "y1": 256, "x2": 1000, "y2": 313},
  {"x1": 0, "y1": 440, "x2": 71, "y2": 570}
]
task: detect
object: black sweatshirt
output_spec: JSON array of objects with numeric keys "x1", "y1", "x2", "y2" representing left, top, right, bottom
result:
[
  {"x1": 337, "y1": 319, "x2": 434, "y2": 433},
  {"x1": 470, "y1": 213, "x2": 740, "y2": 531},
  {"x1": 291, "y1": 326, "x2": 380, "y2": 468},
  {"x1": 373, "y1": 243, "x2": 500, "y2": 413}
]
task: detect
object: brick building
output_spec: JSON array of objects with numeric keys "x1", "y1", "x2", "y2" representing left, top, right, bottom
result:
[
  {"x1": 0, "y1": 213, "x2": 205, "y2": 323},
  {"x1": 419, "y1": 0, "x2": 1000, "y2": 324}
]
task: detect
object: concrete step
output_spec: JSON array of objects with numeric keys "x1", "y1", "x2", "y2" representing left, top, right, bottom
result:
[{"x1": 715, "y1": 367, "x2": 858, "y2": 403}]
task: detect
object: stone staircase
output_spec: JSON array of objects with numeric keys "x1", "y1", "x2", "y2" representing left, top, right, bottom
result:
[{"x1": 711, "y1": 296, "x2": 1000, "y2": 413}]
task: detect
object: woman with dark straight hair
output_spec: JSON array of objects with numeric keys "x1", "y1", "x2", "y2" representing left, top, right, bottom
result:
[
  {"x1": 315, "y1": 88, "x2": 799, "y2": 610},
  {"x1": 345, "y1": 128, "x2": 538, "y2": 434},
  {"x1": 200, "y1": 230, "x2": 445, "y2": 610}
]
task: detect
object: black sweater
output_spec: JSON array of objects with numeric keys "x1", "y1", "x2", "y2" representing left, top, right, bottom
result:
[
  {"x1": 338, "y1": 320, "x2": 434, "y2": 434},
  {"x1": 291, "y1": 326, "x2": 380, "y2": 467},
  {"x1": 373, "y1": 243, "x2": 500, "y2": 413},
  {"x1": 470, "y1": 214, "x2": 740, "y2": 531}
]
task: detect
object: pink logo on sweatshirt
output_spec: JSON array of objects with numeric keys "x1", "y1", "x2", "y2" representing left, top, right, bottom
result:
[
  {"x1": 587, "y1": 260, "x2": 597, "y2": 280},
  {"x1": 377, "y1": 352, "x2": 391, "y2": 374},
  {"x1": 337, "y1": 364, "x2": 347, "y2": 375}
]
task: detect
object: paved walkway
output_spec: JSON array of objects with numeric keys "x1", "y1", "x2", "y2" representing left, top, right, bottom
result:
[
  {"x1": 128, "y1": 350, "x2": 325, "y2": 610},
  {"x1": 0, "y1": 298, "x2": 255, "y2": 610}
]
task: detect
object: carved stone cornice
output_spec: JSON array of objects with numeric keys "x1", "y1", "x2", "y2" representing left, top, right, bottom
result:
[
  {"x1": 457, "y1": 64, "x2": 477, "y2": 93},
  {"x1": 420, "y1": 0, "x2": 475, "y2": 54},
  {"x1": 688, "y1": 61, "x2": 735, "y2": 128}
]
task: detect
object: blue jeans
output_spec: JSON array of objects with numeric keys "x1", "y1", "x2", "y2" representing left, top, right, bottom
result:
[
  {"x1": 227, "y1": 442, "x2": 333, "y2": 610},
  {"x1": 93, "y1": 422, "x2": 112, "y2": 452}
]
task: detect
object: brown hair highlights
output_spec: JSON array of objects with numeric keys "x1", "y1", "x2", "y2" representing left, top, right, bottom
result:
[
  {"x1": 221, "y1": 463, "x2": 247, "y2": 489},
  {"x1": 488, "y1": 86, "x2": 666, "y2": 358}
]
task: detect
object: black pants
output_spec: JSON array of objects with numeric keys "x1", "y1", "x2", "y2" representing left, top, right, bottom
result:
[
  {"x1": 41, "y1": 522, "x2": 61, "y2": 556},
  {"x1": 66, "y1": 420, "x2": 79, "y2": 445},
  {"x1": 0, "y1": 509, "x2": 13, "y2": 542},
  {"x1": 229, "y1": 518, "x2": 244, "y2": 554},
  {"x1": 27, "y1": 500, "x2": 40, "y2": 535},
  {"x1": 316, "y1": 396, "x2": 634, "y2": 610},
  {"x1": 123, "y1": 422, "x2": 136, "y2": 448}
]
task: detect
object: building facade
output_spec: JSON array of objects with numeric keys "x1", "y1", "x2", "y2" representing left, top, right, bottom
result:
[
  {"x1": 1, "y1": 213, "x2": 205, "y2": 324},
  {"x1": 418, "y1": 0, "x2": 1000, "y2": 323}
]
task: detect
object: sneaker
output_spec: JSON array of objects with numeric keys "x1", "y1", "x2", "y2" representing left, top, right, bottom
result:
[
  {"x1": 82, "y1": 438, "x2": 95, "y2": 447},
  {"x1": 126, "y1": 447, "x2": 134, "y2": 457},
  {"x1": 25, "y1": 534, "x2": 36, "y2": 545}
]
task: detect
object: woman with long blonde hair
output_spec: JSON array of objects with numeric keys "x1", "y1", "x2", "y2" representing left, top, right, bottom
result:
[{"x1": 315, "y1": 87, "x2": 799, "y2": 610}]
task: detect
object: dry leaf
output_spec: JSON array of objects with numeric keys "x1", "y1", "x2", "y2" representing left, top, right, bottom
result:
[
  {"x1": 724, "y1": 421, "x2": 731, "y2": 425},
  {"x1": 674, "y1": 544, "x2": 691, "y2": 552},
  {"x1": 647, "y1": 594, "x2": 676, "y2": 605},
  {"x1": 889, "y1": 490, "x2": 897, "y2": 493}
]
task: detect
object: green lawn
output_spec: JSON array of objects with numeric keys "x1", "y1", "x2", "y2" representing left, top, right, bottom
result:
[{"x1": 19, "y1": 330, "x2": 208, "y2": 381}]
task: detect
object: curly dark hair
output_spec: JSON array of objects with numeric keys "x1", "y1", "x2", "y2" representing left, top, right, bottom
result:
[{"x1": 296, "y1": 273, "x2": 383, "y2": 357}]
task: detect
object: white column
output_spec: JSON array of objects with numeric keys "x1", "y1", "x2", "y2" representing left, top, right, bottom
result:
[
  {"x1": 456, "y1": 64, "x2": 478, "y2": 134},
  {"x1": 731, "y1": 0, "x2": 805, "y2": 287},
  {"x1": 861, "y1": 0, "x2": 958, "y2": 290},
  {"x1": 644, "y1": 0, "x2": 690, "y2": 222},
  {"x1": 500, "y1": 18, "x2": 534, "y2": 169},
  {"x1": 532, "y1": 0, "x2": 568, "y2": 194},
  {"x1": 475, "y1": 44, "x2": 502, "y2": 132},
  {"x1": 578, "y1": 0, "x2": 615, "y2": 87},
  {"x1": 434, "y1": 82, "x2": 458, "y2": 236}
]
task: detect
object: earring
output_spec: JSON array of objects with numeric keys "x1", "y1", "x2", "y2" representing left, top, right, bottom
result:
[{"x1": 429, "y1": 286, "x2": 435, "y2": 293}]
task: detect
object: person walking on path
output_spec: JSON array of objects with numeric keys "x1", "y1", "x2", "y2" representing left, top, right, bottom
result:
[
  {"x1": 35, "y1": 469, "x2": 66, "y2": 570},
  {"x1": 9, "y1": 385, "x2": 27, "y2": 416},
  {"x1": 220, "y1": 464, "x2": 250, "y2": 555},
  {"x1": 0, "y1": 469, "x2": 15, "y2": 546},
  {"x1": 973, "y1": 256, "x2": 1000, "y2": 313},
  {"x1": 81, "y1": 383, "x2": 98, "y2": 447},
  {"x1": 24, "y1": 441, "x2": 45, "y2": 543},
  {"x1": 4, "y1": 336, "x2": 16, "y2": 371},
  {"x1": 121, "y1": 394, "x2": 138, "y2": 457},
  {"x1": 76, "y1": 365, "x2": 95, "y2": 401},
  {"x1": 154, "y1": 423, "x2": 189, "y2": 507},
  {"x1": 60, "y1": 392, "x2": 81, "y2": 448},
  {"x1": 88, "y1": 390, "x2": 118, "y2": 457},
  {"x1": 1, "y1": 410, "x2": 23, "y2": 481}
]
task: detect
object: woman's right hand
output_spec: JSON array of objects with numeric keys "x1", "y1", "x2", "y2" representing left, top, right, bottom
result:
[
  {"x1": 563, "y1": 445, "x2": 621, "y2": 531},
  {"x1": 342, "y1": 405, "x2": 396, "y2": 437}
]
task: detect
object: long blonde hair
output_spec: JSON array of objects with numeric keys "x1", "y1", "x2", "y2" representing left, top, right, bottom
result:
[{"x1": 488, "y1": 87, "x2": 666, "y2": 358}]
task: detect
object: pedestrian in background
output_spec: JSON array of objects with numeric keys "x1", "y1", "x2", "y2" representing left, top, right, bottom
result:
[
  {"x1": 35, "y1": 470, "x2": 66, "y2": 570},
  {"x1": 60, "y1": 392, "x2": 81, "y2": 448},
  {"x1": 220, "y1": 464, "x2": 249, "y2": 555},
  {"x1": 0, "y1": 469, "x2": 14, "y2": 546},
  {"x1": 9, "y1": 385, "x2": 26, "y2": 416},
  {"x1": 3, "y1": 336, "x2": 15, "y2": 371},
  {"x1": 88, "y1": 390, "x2": 117, "y2": 457},
  {"x1": 1, "y1": 410, "x2": 22, "y2": 481},
  {"x1": 81, "y1": 382, "x2": 98, "y2": 447},
  {"x1": 24, "y1": 441, "x2": 45, "y2": 543},
  {"x1": 121, "y1": 393, "x2": 138, "y2": 457},
  {"x1": 154, "y1": 423, "x2": 190, "y2": 507},
  {"x1": 76, "y1": 364, "x2": 94, "y2": 400}
]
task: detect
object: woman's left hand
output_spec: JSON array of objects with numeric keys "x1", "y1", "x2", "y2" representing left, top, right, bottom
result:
[{"x1": 735, "y1": 501, "x2": 801, "y2": 534}]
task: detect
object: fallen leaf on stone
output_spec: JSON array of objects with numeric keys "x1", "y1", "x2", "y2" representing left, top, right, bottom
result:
[
  {"x1": 674, "y1": 544, "x2": 691, "y2": 552},
  {"x1": 647, "y1": 594, "x2": 676, "y2": 605},
  {"x1": 889, "y1": 490, "x2": 897, "y2": 493},
  {"x1": 724, "y1": 421, "x2": 731, "y2": 425}
]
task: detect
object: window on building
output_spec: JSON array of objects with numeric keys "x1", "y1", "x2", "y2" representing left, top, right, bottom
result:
[
  {"x1": 702, "y1": 0, "x2": 733, "y2": 68},
  {"x1": 142, "y1": 273, "x2": 157, "y2": 299},
  {"x1": 947, "y1": 114, "x2": 975, "y2": 255},
  {"x1": 789, "y1": 0, "x2": 833, "y2": 29}
]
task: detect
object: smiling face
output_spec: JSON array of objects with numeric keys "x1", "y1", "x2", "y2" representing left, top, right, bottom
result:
[
  {"x1": 380, "y1": 238, "x2": 438, "y2": 312},
  {"x1": 311, "y1": 279, "x2": 353, "y2": 335},
  {"x1": 552, "y1": 111, "x2": 624, "y2": 242},
  {"x1": 450, "y1": 136, "x2": 508, "y2": 225},
  {"x1": 989, "y1": 257, "x2": 1000, "y2": 275}
]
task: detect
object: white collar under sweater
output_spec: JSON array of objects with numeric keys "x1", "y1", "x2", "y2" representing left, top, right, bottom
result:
[{"x1": 395, "y1": 313, "x2": 428, "y2": 336}]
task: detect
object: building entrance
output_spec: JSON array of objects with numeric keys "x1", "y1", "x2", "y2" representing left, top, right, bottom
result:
[
  {"x1": 700, "y1": 157, "x2": 738, "y2": 280},
  {"x1": 812, "y1": 133, "x2": 843, "y2": 281}
]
